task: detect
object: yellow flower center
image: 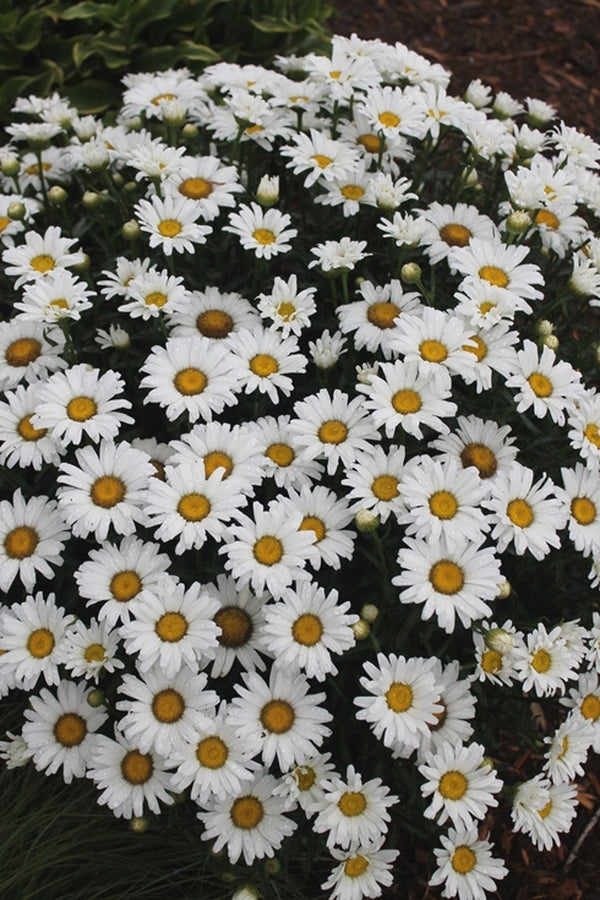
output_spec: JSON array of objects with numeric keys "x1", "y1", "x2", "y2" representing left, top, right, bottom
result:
[
  {"x1": 478, "y1": 300, "x2": 496, "y2": 315},
  {"x1": 27, "y1": 628, "x2": 55, "y2": 658},
  {"x1": 439, "y1": 223, "x2": 472, "y2": 247},
  {"x1": 429, "y1": 560, "x2": 465, "y2": 594},
  {"x1": 295, "y1": 766, "x2": 316, "y2": 791},
  {"x1": 230, "y1": 795, "x2": 264, "y2": 829},
  {"x1": 580, "y1": 693, "x2": 600, "y2": 721},
  {"x1": 571, "y1": 496, "x2": 596, "y2": 525},
  {"x1": 54, "y1": 713, "x2": 87, "y2": 747},
  {"x1": 531, "y1": 648, "x2": 551, "y2": 673},
  {"x1": 179, "y1": 177, "x2": 212, "y2": 199},
  {"x1": 84, "y1": 643, "x2": 106, "y2": 663},
  {"x1": 460, "y1": 442, "x2": 497, "y2": 478},
  {"x1": 276, "y1": 301, "x2": 296, "y2": 321},
  {"x1": 4, "y1": 525, "x2": 39, "y2": 559},
  {"x1": 177, "y1": 493, "x2": 211, "y2": 521},
  {"x1": 265, "y1": 442, "x2": 295, "y2": 467},
  {"x1": 66, "y1": 396, "x2": 97, "y2": 422},
  {"x1": 196, "y1": 309, "x2": 234, "y2": 339},
  {"x1": 338, "y1": 791, "x2": 367, "y2": 817},
  {"x1": 158, "y1": 219, "x2": 182, "y2": 238},
  {"x1": 357, "y1": 133, "x2": 382, "y2": 153},
  {"x1": 584, "y1": 423, "x2": 600, "y2": 449},
  {"x1": 244, "y1": 124, "x2": 263, "y2": 135},
  {"x1": 214, "y1": 606, "x2": 253, "y2": 648},
  {"x1": 318, "y1": 419, "x2": 348, "y2": 444},
  {"x1": 479, "y1": 265, "x2": 509, "y2": 288},
  {"x1": 260, "y1": 699, "x2": 295, "y2": 734},
  {"x1": 481, "y1": 649, "x2": 503, "y2": 674},
  {"x1": 173, "y1": 367, "x2": 207, "y2": 396},
  {"x1": 439, "y1": 770, "x2": 468, "y2": 800},
  {"x1": 451, "y1": 846, "x2": 476, "y2": 874},
  {"x1": 30, "y1": 254, "x2": 55, "y2": 274},
  {"x1": 49, "y1": 298, "x2": 68, "y2": 310},
  {"x1": 17, "y1": 415, "x2": 47, "y2": 441},
  {"x1": 463, "y1": 335, "x2": 487, "y2": 361},
  {"x1": 155, "y1": 611, "x2": 188, "y2": 642},
  {"x1": 367, "y1": 301, "x2": 400, "y2": 329},
  {"x1": 110, "y1": 570, "x2": 142, "y2": 602},
  {"x1": 535, "y1": 209, "x2": 560, "y2": 230},
  {"x1": 391, "y1": 389, "x2": 422, "y2": 414},
  {"x1": 372, "y1": 474, "x2": 399, "y2": 501},
  {"x1": 385, "y1": 682, "x2": 413, "y2": 712},
  {"x1": 145, "y1": 291, "x2": 168, "y2": 308},
  {"x1": 196, "y1": 735, "x2": 228, "y2": 769},
  {"x1": 204, "y1": 450, "x2": 233, "y2": 479},
  {"x1": 429, "y1": 490, "x2": 458, "y2": 520},
  {"x1": 291, "y1": 613, "x2": 323, "y2": 646},
  {"x1": 329, "y1": 70, "x2": 341, "y2": 79},
  {"x1": 253, "y1": 535, "x2": 284, "y2": 566},
  {"x1": 344, "y1": 856, "x2": 369, "y2": 878},
  {"x1": 151, "y1": 688, "x2": 185, "y2": 723},
  {"x1": 252, "y1": 228, "x2": 276, "y2": 245},
  {"x1": 0, "y1": 216, "x2": 11, "y2": 232},
  {"x1": 299, "y1": 515, "x2": 326, "y2": 543},
  {"x1": 90, "y1": 475, "x2": 126, "y2": 508},
  {"x1": 121, "y1": 750, "x2": 154, "y2": 784},
  {"x1": 378, "y1": 111, "x2": 400, "y2": 128},
  {"x1": 25, "y1": 162, "x2": 52, "y2": 175},
  {"x1": 507, "y1": 498, "x2": 534, "y2": 528},
  {"x1": 341, "y1": 184, "x2": 365, "y2": 200},
  {"x1": 311, "y1": 154, "x2": 333, "y2": 169},
  {"x1": 5, "y1": 337, "x2": 42, "y2": 367},
  {"x1": 151, "y1": 92, "x2": 177, "y2": 105},
  {"x1": 528, "y1": 372, "x2": 553, "y2": 397},
  {"x1": 249, "y1": 353, "x2": 279, "y2": 377},
  {"x1": 538, "y1": 799, "x2": 553, "y2": 818},
  {"x1": 419, "y1": 339, "x2": 448, "y2": 363}
]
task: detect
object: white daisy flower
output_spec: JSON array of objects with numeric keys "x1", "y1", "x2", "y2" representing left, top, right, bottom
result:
[
  {"x1": 0, "y1": 382, "x2": 65, "y2": 470},
  {"x1": 280, "y1": 128, "x2": 360, "y2": 187},
  {"x1": 309, "y1": 328, "x2": 347, "y2": 369},
  {"x1": 205, "y1": 574, "x2": 270, "y2": 678},
  {"x1": 512, "y1": 623, "x2": 579, "y2": 697},
  {"x1": 0, "y1": 591, "x2": 74, "y2": 690},
  {"x1": 457, "y1": 320, "x2": 519, "y2": 393},
  {"x1": 430, "y1": 414, "x2": 518, "y2": 487},
  {"x1": 256, "y1": 274, "x2": 317, "y2": 337},
  {"x1": 312, "y1": 764, "x2": 399, "y2": 850},
  {"x1": 167, "y1": 284, "x2": 260, "y2": 341},
  {"x1": 429, "y1": 826, "x2": 508, "y2": 900},
  {"x1": 74, "y1": 534, "x2": 172, "y2": 629},
  {"x1": 354, "y1": 653, "x2": 444, "y2": 753},
  {"x1": 86, "y1": 728, "x2": 177, "y2": 819},
  {"x1": 253, "y1": 414, "x2": 325, "y2": 489},
  {"x1": 162, "y1": 155, "x2": 243, "y2": 222},
  {"x1": 140, "y1": 335, "x2": 241, "y2": 424},
  {"x1": 31, "y1": 363, "x2": 133, "y2": 446},
  {"x1": 116, "y1": 665, "x2": 219, "y2": 756},
  {"x1": 342, "y1": 444, "x2": 408, "y2": 524},
  {"x1": 471, "y1": 621, "x2": 521, "y2": 687},
  {"x1": 118, "y1": 267, "x2": 189, "y2": 319},
  {"x1": 22, "y1": 679, "x2": 108, "y2": 783},
  {"x1": 290, "y1": 388, "x2": 375, "y2": 477},
  {"x1": 0, "y1": 489, "x2": 69, "y2": 593},
  {"x1": 197, "y1": 768, "x2": 297, "y2": 865},
  {"x1": 308, "y1": 236, "x2": 370, "y2": 273},
  {"x1": 356, "y1": 360, "x2": 457, "y2": 440},
  {"x1": 419, "y1": 741, "x2": 503, "y2": 830},
  {"x1": 56, "y1": 440, "x2": 154, "y2": 542},
  {"x1": 226, "y1": 327, "x2": 307, "y2": 404},
  {"x1": 0, "y1": 731, "x2": 29, "y2": 769},
  {"x1": 453, "y1": 279, "x2": 525, "y2": 327},
  {"x1": 560, "y1": 671, "x2": 600, "y2": 752},
  {"x1": 450, "y1": 237, "x2": 544, "y2": 305},
  {"x1": 273, "y1": 752, "x2": 336, "y2": 814},
  {"x1": 0, "y1": 319, "x2": 66, "y2": 391},
  {"x1": 169, "y1": 420, "x2": 263, "y2": 497},
  {"x1": 224, "y1": 202, "x2": 297, "y2": 259},
  {"x1": 313, "y1": 161, "x2": 373, "y2": 217},
  {"x1": 169, "y1": 701, "x2": 258, "y2": 804},
  {"x1": 543, "y1": 714, "x2": 594, "y2": 784},
  {"x1": 134, "y1": 194, "x2": 211, "y2": 255},
  {"x1": 119, "y1": 574, "x2": 221, "y2": 678},
  {"x1": 279, "y1": 484, "x2": 356, "y2": 571},
  {"x1": 357, "y1": 85, "x2": 427, "y2": 141},
  {"x1": 567, "y1": 392, "x2": 600, "y2": 468},
  {"x1": 14, "y1": 269, "x2": 95, "y2": 323},
  {"x1": 416, "y1": 660, "x2": 477, "y2": 762},
  {"x1": 556, "y1": 463, "x2": 600, "y2": 557},
  {"x1": 511, "y1": 775, "x2": 578, "y2": 851},
  {"x1": 336, "y1": 278, "x2": 422, "y2": 359},
  {"x1": 391, "y1": 307, "x2": 478, "y2": 381},
  {"x1": 58, "y1": 617, "x2": 124, "y2": 682},
  {"x1": 229, "y1": 667, "x2": 332, "y2": 770},
  {"x1": 98, "y1": 256, "x2": 152, "y2": 301},
  {"x1": 321, "y1": 839, "x2": 399, "y2": 900},
  {"x1": 262, "y1": 582, "x2": 357, "y2": 681},
  {"x1": 505, "y1": 340, "x2": 584, "y2": 426},
  {"x1": 2, "y1": 225, "x2": 85, "y2": 288},
  {"x1": 484, "y1": 462, "x2": 566, "y2": 560}
]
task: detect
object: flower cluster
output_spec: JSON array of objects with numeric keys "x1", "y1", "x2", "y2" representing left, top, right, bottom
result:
[{"x1": 1, "y1": 32, "x2": 600, "y2": 900}]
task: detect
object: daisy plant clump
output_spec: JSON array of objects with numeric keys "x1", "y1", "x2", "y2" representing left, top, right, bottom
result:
[{"x1": 1, "y1": 31, "x2": 600, "y2": 900}]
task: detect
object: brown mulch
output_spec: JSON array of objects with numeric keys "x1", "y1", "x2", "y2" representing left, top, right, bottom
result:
[
  {"x1": 323, "y1": 3, "x2": 600, "y2": 898},
  {"x1": 328, "y1": 0, "x2": 600, "y2": 139}
]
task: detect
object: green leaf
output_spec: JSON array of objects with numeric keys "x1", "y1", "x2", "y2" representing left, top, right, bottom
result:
[
  {"x1": 61, "y1": 77, "x2": 121, "y2": 114},
  {"x1": 58, "y1": 2, "x2": 122, "y2": 24},
  {"x1": 137, "y1": 40, "x2": 220, "y2": 70},
  {"x1": 249, "y1": 15, "x2": 303, "y2": 34}
]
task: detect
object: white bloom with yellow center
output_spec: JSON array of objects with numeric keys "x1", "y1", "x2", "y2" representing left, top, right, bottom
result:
[
  {"x1": 118, "y1": 267, "x2": 189, "y2": 320},
  {"x1": 0, "y1": 319, "x2": 66, "y2": 392},
  {"x1": 279, "y1": 483, "x2": 355, "y2": 571},
  {"x1": 321, "y1": 839, "x2": 399, "y2": 900},
  {"x1": 119, "y1": 574, "x2": 221, "y2": 678},
  {"x1": 419, "y1": 741, "x2": 503, "y2": 829},
  {"x1": 511, "y1": 774, "x2": 578, "y2": 851},
  {"x1": 430, "y1": 414, "x2": 518, "y2": 490},
  {"x1": 471, "y1": 620, "x2": 522, "y2": 687},
  {"x1": 567, "y1": 392, "x2": 600, "y2": 468},
  {"x1": 98, "y1": 256, "x2": 151, "y2": 301},
  {"x1": 0, "y1": 489, "x2": 69, "y2": 593},
  {"x1": 542, "y1": 714, "x2": 594, "y2": 784},
  {"x1": 450, "y1": 236, "x2": 544, "y2": 304},
  {"x1": 86, "y1": 728, "x2": 177, "y2": 819},
  {"x1": 0, "y1": 591, "x2": 74, "y2": 690},
  {"x1": 169, "y1": 420, "x2": 263, "y2": 497},
  {"x1": 262, "y1": 582, "x2": 357, "y2": 681},
  {"x1": 204, "y1": 573, "x2": 270, "y2": 678},
  {"x1": 358, "y1": 85, "x2": 427, "y2": 141},
  {"x1": 342, "y1": 443, "x2": 408, "y2": 524},
  {"x1": 314, "y1": 161, "x2": 373, "y2": 217},
  {"x1": 253, "y1": 414, "x2": 325, "y2": 490},
  {"x1": 337, "y1": 278, "x2": 422, "y2": 359},
  {"x1": 394, "y1": 535, "x2": 503, "y2": 634},
  {"x1": 556, "y1": 463, "x2": 600, "y2": 557},
  {"x1": 354, "y1": 653, "x2": 443, "y2": 752},
  {"x1": 505, "y1": 340, "x2": 584, "y2": 426},
  {"x1": 197, "y1": 769, "x2": 297, "y2": 865},
  {"x1": 224, "y1": 202, "x2": 297, "y2": 259},
  {"x1": 22, "y1": 679, "x2": 107, "y2": 783},
  {"x1": 273, "y1": 751, "x2": 336, "y2": 813},
  {"x1": 453, "y1": 280, "x2": 526, "y2": 327},
  {"x1": 560, "y1": 671, "x2": 600, "y2": 752},
  {"x1": 58, "y1": 617, "x2": 124, "y2": 683},
  {"x1": 14, "y1": 269, "x2": 95, "y2": 323},
  {"x1": 280, "y1": 128, "x2": 361, "y2": 187},
  {"x1": 226, "y1": 327, "x2": 307, "y2": 404},
  {"x1": 0, "y1": 381, "x2": 65, "y2": 470},
  {"x1": 512, "y1": 623, "x2": 578, "y2": 697},
  {"x1": 457, "y1": 320, "x2": 519, "y2": 393},
  {"x1": 429, "y1": 826, "x2": 508, "y2": 900},
  {"x1": 312, "y1": 764, "x2": 399, "y2": 850},
  {"x1": 2, "y1": 225, "x2": 85, "y2": 288},
  {"x1": 391, "y1": 307, "x2": 478, "y2": 381},
  {"x1": 417, "y1": 201, "x2": 497, "y2": 266},
  {"x1": 134, "y1": 194, "x2": 211, "y2": 256},
  {"x1": 415, "y1": 660, "x2": 477, "y2": 763},
  {"x1": 256, "y1": 274, "x2": 317, "y2": 338},
  {"x1": 162, "y1": 154, "x2": 243, "y2": 222},
  {"x1": 167, "y1": 284, "x2": 259, "y2": 341},
  {"x1": 228, "y1": 667, "x2": 332, "y2": 770}
]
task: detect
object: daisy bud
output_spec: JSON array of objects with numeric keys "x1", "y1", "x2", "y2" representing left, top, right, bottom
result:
[
  {"x1": 7, "y1": 200, "x2": 26, "y2": 220},
  {"x1": 48, "y1": 185, "x2": 67, "y2": 206},
  {"x1": 485, "y1": 627, "x2": 514, "y2": 654},
  {"x1": 356, "y1": 361, "x2": 379, "y2": 384},
  {"x1": 400, "y1": 262, "x2": 422, "y2": 284},
  {"x1": 182, "y1": 123, "x2": 199, "y2": 140},
  {"x1": 595, "y1": 344, "x2": 600, "y2": 364},
  {"x1": 505, "y1": 210, "x2": 532, "y2": 234},
  {"x1": 535, "y1": 318, "x2": 554, "y2": 337},
  {"x1": 496, "y1": 580, "x2": 512, "y2": 600},
  {"x1": 360, "y1": 603, "x2": 379, "y2": 623},
  {"x1": 352, "y1": 619, "x2": 371, "y2": 640},
  {"x1": 112, "y1": 172, "x2": 124, "y2": 189},
  {"x1": 1, "y1": 154, "x2": 20, "y2": 177},
  {"x1": 123, "y1": 181, "x2": 138, "y2": 193},
  {"x1": 122, "y1": 219, "x2": 141, "y2": 240},
  {"x1": 160, "y1": 98, "x2": 187, "y2": 126},
  {"x1": 71, "y1": 252, "x2": 90, "y2": 274},
  {"x1": 86, "y1": 688, "x2": 105, "y2": 708},
  {"x1": 129, "y1": 815, "x2": 150, "y2": 833},
  {"x1": 542, "y1": 333, "x2": 559, "y2": 350},
  {"x1": 82, "y1": 190, "x2": 104, "y2": 210},
  {"x1": 355, "y1": 509, "x2": 379, "y2": 532},
  {"x1": 256, "y1": 174, "x2": 280, "y2": 207},
  {"x1": 232, "y1": 887, "x2": 260, "y2": 900}
]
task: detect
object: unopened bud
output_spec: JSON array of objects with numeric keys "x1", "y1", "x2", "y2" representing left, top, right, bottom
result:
[
  {"x1": 542, "y1": 333, "x2": 559, "y2": 350},
  {"x1": 496, "y1": 580, "x2": 512, "y2": 600},
  {"x1": 129, "y1": 815, "x2": 150, "y2": 833},
  {"x1": 87, "y1": 688, "x2": 105, "y2": 707},
  {"x1": 400, "y1": 262, "x2": 422, "y2": 284},
  {"x1": 360, "y1": 603, "x2": 379, "y2": 623},
  {"x1": 485, "y1": 627, "x2": 514, "y2": 654},
  {"x1": 82, "y1": 190, "x2": 103, "y2": 209},
  {"x1": 1, "y1": 155, "x2": 20, "y2": 177},
  {"x1": 256, "y1": 174, "x2": 280, "y2": 207},
  {"x1": 355, "y1": 509, "x2": 379, "y2": 532},
  {"x1": 535, "y1": 318, "x2": 554, "y2": 337},
  {"x1": 48, "y1": 185, "x2": 67, "y2": 206},
  {"x1": 182, "y1": 123, "x2": 199, "y2": 140},
  {"x1": 505, "y1": 210, "x2": 532, "y2": 234},
  {"x1": 7, "y1": 200, "x2": 26, "y2": 220},
  {"x1": 122, "y1": 219, "x2": 141, "y2": 240},
  {"x1": 352, "y1": 619, "x2": 371, "y2": 640}
]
